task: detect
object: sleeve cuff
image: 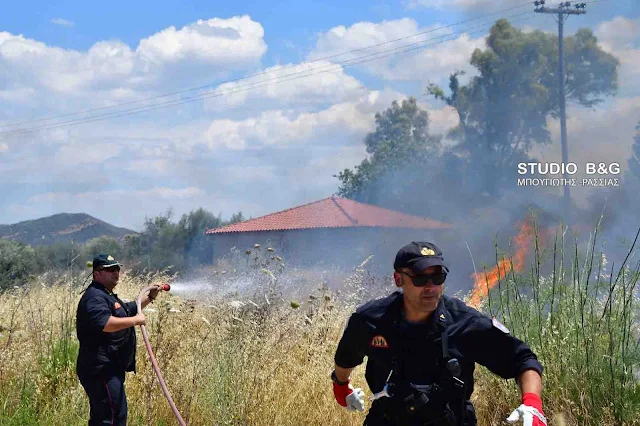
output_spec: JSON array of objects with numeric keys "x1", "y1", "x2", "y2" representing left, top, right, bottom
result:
[
  {"x1": 96, "y1": 314, "x2": 110, "y2": 331},
  {"x1": 516, "y1": 359, "x2": 543, "y2": 378},
  {"x1": 125, "y1": 301, "x2": 138, "y2": 316}
]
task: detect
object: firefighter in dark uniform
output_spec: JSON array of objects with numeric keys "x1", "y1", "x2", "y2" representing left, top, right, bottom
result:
[
  {"x1": 76, "y1": 254, "x2": 161, "y2": 426},
  {"x1": 331, "y1": 242, "x2": 547, "y2": 426}
]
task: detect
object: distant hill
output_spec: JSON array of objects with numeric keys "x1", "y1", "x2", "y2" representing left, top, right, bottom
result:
[{"x1": 0, "y1": 213, "x2": 136, "y2": 246}]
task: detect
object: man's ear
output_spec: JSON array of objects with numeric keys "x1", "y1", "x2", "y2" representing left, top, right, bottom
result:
[{"x1": 393, "y1": 271, "x2": 402, "y2": 287}]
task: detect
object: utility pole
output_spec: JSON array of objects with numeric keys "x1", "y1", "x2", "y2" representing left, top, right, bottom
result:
[{"x1": 534, "y1": 1, "x2": 586, "y2": 228}]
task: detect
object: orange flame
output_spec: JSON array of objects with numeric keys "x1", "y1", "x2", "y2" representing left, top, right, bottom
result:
[{"x1": 468, "y1": 218, "x2": 535, "y2": 309}]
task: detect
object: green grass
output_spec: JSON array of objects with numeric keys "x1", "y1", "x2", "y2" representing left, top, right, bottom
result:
[
  {"x1": 472, "y1": 217, "x2": 640, "y2": 425},
  {"x1": 1, "y1": 220, "x2": 640, "y2": 425}
]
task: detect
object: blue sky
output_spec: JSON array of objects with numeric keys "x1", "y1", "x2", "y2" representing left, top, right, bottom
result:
[{"x1": 0, "y1": 0, "x2": 638, "y2": 230}]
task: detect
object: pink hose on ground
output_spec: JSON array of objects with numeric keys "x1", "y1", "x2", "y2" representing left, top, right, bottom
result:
[{"x1": 136, "y1": 284, "x2": 187, "y2": 426}]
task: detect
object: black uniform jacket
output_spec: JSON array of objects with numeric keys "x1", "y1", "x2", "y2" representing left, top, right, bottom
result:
[
  {"x1": 335, "y1": 291, "x2": 543, "y2": 409},
  {"x1": 76, "y1": 280, "x2": 138, "y2": 377}
]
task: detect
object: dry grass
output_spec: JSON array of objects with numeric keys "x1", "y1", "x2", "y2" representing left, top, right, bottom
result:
[
  {"x1": 0, "y1": 271, "x2": 372, "y2": 426},
  {"x1": 2, "y1": 230, "x2": 640, "y2": 426}
]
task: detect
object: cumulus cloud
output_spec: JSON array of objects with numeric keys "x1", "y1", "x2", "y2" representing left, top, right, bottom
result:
[
  {"x1": 535, "y1": 97, "x2": 640, "y2": 166},
  {"x1": 204, "y1": 103, "x2": 370, "y2": 150},
  {"x1": 596, "y1": 16, "x2": 640, "y2": 97},
  {"x1": 530, "y1": 96, "x2": 640, "y2": 206},
  {"x1": 204, "y1": 88, "x2": 417, "y2": 150},
  {"x1": 2, "y1": 11, "x2": 636, "y2": 231},
  {"x1": 205, "y1": 61, "x2": 365, "y2": 110},
  {"x1": 309, "y1": 18, "x2": 485, "y2": 85},
  {"x1": 596, "y1": 16, "x2": 639, "y2": 49},
  {"x1": 137, "y1": 16, "x2": 266, "y2": 65},
  {"x1": 0, "y1": 15, "x2": 266, "y2": 97}
]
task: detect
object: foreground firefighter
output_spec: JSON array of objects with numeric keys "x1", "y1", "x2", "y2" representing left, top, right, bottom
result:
[
  {"x1": 76, "y1": 254, "x2": 161, "y2": 426},
  {"x1": 331, "y1": 242, "x2": 546, "y2": 426}
]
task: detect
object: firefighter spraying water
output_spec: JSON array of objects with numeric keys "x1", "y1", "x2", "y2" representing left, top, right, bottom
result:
[{"x1": 76, "y1": 254, "x2": 186, "y2": 426}]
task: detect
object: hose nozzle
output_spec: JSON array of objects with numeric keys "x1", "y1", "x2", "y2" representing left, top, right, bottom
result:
[{"x1": 161, "y1": 284, "x2": 170, "y2": 291}]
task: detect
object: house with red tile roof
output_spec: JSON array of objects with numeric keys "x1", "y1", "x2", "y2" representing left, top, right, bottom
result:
[{"x1": 206, "y1": 195, "x2": 455, "y2": 271}]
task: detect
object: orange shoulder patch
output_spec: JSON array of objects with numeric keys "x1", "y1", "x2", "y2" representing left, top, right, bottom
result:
[{"x1": 370, "y1": 335, "x2": 389, "y2": 348}]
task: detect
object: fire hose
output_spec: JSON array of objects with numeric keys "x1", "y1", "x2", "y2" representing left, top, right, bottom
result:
[{"x1": 136, "y1": 284, "x2": 187, "y2": 426}]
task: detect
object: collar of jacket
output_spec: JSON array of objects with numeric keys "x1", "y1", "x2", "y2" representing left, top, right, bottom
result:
[
  {"x1": 91, "y1": 280, "x2": 115, "y2": 297},
  {"x1": 393, "y1": 291, "x2": 449, "y2": 332}
]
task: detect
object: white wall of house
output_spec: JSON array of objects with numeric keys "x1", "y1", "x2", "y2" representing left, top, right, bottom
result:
[{"x1": 210, "y1": 227, "x2": 457, "y2": 273}]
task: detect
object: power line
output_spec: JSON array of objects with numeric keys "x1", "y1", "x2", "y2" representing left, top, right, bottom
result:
[
  {"x1": 2, "y1": 13, "x2": 535, "y2": 137},
  {"x1": 534, "y1": 0, "x2": 587, "y2": 228},
  {"x1": 0, "y1": 12, "x2": 536, "y2": 138},
  {"x1": 0, "y1": 1, "x2": 536, "y2": 131}
]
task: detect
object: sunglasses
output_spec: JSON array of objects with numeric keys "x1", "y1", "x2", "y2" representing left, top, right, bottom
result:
[
  {"x1": 401, "y1": 271, "x2": 446, "y2": 286},
  {"x1": 101, "y1": 266, "x2": 121, "y2": 273}
]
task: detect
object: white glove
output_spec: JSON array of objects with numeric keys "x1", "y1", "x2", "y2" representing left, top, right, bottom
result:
[
  {"x1": 506, "y1": 404, "x2": 548, "y2": 426},
  {"x1": 345, "y1": 387, "x2": 366, "y2": 412}
]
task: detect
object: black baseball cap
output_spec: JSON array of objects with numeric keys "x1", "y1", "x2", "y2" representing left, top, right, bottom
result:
[
  {"x1": 91, "y1": 254, "x2": 123, "y2": 270},
  {"x1": 394, "y1": 241, "x2": 449, "y2": 274}
]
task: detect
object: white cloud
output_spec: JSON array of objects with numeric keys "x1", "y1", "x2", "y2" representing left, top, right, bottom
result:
[
  {"x1": 532, "y1": 96, "x2": 640, "y2": 207},
  {"x1": 204, "y1": 89, "x2": 409, "y2": 150},
  {"x1": 0, "y1": 15, "x2": 267, "y2": 96},
  {"x1": 2, "y1": 12, "x2": 636, "y2": 232},
  {"x1": 54, "y1": 142, "x2": 124, "y2": 166},
  {"x1": 596, "y1": 16, "x2": 640, "y2": 97},
  {"x1": 418, "y1": 102, "x2": 459, "y2": 137},
  {"x1": 0, "y1": 87, "x2": 36, "y2": 103},
  {"x1": 50, "y1": 18, "x2": 75, "y2": 27},
  {"x1": 596, "y1": 16, "x2": 639, "y2": 50},
  {"x1": 137, "y1": 16, "x2": 266, "y2": 65},
  {"x1": 309, "y1": 19, "x2": 485, "y2": 84},
  {"x1": 206, "y1": 61, "x2": 365, "y2": 110}
]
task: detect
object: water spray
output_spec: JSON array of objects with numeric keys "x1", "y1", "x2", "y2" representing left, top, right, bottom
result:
[{"x1": 136, "y1": 284, "x2": 187, "y2": 426}]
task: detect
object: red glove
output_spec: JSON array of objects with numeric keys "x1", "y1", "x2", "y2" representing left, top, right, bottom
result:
[
  {"x1": 506, "y1": 393, "x2": 547, "y2": 426},
  {"x1": 333, "y1": 382, "x2": 365, "y2": 411},
  {"x1": 333, "y1": 382, "x2": 352, "y2": 407}
]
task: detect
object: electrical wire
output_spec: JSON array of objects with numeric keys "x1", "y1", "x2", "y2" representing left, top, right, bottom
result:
[
  {"x1": 0, "y1": 11, "x2": 536, "y2": 138},
  {"x1": 0, "y1": 0, "x2": 536, "y2": 131}
]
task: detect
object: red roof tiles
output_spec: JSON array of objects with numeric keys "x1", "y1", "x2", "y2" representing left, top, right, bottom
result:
[{"x1": 206, "y1": 196, "x2": 453, "y2": 234}]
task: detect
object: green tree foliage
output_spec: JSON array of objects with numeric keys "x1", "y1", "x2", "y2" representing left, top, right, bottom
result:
[
  {"x1": 122, "y1": 208, "x2": 246, "y2": 274},
  {"x1": 336, "y1": 19, "x2": 620, "y2": 217},
  {"x1": 335, "y1": 97, "x2": 442, "y2": 205},
  {"x1": 81, "y1": 236, "x2": 123, "y2": 260},
  {"x1": 426, "y1": 19, "x2": 619, "y2": 197},
  {"x1": 1, "y1": 207, "x2": 247, "y2": 287},
  {"x1": 179, "y1": 208, "x2": 223, "y2": 268},
  {"x1": 0, "y1": 240, "x2": 38, "y2": 290},
  {"x1": 33, "y1": 242, "x2": 81, "y2": 271}
]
